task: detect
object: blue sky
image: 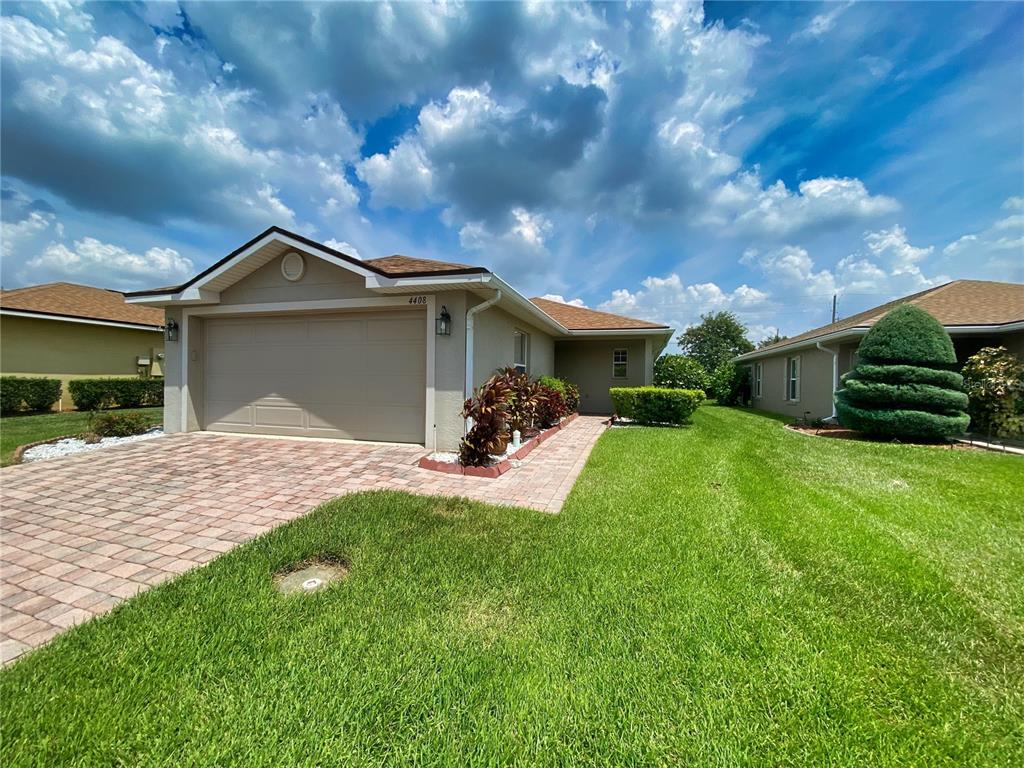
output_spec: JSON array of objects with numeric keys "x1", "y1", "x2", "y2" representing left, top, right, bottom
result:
[{"x1": 2, "y1": 0, "x2": 1021, "y2": 344}]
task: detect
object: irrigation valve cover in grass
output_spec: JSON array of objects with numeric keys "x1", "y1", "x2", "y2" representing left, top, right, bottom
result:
[{"x1": 834, "y1": 304, "x2": 970, "y2": 440}]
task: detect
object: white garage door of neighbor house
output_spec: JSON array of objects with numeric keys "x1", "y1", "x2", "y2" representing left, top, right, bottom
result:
[{"x1": 203, "y1": 311, "x2": 426, "y2": 443}]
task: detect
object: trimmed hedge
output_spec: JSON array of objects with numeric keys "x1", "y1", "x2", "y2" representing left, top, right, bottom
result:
[
  {"x1": 0, "y1": 377, "x2": 63, "y2": 413},
  {"x1": 68, "y1": 378, "x2": 163, "y2": 411},
  {"x1": 852, "y1": 363, "x2": 964, "y2": 390},
  {"x1": 856, "y1": 304, "x2": 956, "y2": 365},
  {"x1": 832, "y1": 400, "x2": 969, "y2": 441},
  {"x1": 610, "y1": 387, "x2": 703, "y2": 425},
  {"x1": 838, "y1": 378, "x2": 969, "y2": 413},
  {"x1": 835, "y1": 304, "x2": 967, "y2": 440}
]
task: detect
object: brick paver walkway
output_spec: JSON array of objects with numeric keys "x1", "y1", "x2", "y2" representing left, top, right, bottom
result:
[{"x1": 0, "y1": 416, "x2": 606, "y2": 663}]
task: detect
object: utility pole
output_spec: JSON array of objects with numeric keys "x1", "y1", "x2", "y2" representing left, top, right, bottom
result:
[{"x1": 831, "y1": 294, "x2": 837, "y2": 323}]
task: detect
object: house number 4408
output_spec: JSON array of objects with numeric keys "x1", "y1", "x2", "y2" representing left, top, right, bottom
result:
[{"x1": 408, "y1": 296, "x2": 428, "y2": 305}]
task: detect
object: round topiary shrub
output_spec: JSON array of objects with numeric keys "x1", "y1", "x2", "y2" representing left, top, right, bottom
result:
[{"x1": 834, "y1": 304, "x2": 969, "y2": 440}]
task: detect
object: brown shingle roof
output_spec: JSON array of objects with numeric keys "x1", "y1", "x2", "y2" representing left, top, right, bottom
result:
[
  {"x1": 530, "y1": 297, "x2": 671, "y2": 331},
  {"x1": 362, "y1": 255, "x2": 485, "y2": 276},
  {"x1": 0, "y1": 282, "x2": 164, "y2": 327},
  {"x1": 745, "y1": 279, "x2": 1024, "y2": 357}
]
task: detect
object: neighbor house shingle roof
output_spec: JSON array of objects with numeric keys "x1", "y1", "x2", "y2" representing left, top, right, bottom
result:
[
  {"x1": 743, "y1": 279, "x2": 1024, "y2": 358},
  {"x1": 0, "y1": 282, "x2": 164, "y2": 327},
  {"x1": 529, "y1": 297, "x2": 671, "y2": 331}
]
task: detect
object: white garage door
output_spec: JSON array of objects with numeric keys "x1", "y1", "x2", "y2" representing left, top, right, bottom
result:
[{"x1": 203, "y1": 311, "x2": 425, "y2": 443}]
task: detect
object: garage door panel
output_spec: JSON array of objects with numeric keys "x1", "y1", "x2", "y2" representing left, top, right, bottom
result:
[
  {"x1": 204, "y1": 311, "x2": 425, "y2": 443},
  {"x1": 307, "y1": 318, "x2": 366, "y2": 343},
  {"x1": 205, "y1": 402, "x2": 253, "y2": 427},
  {"x1": 253, "y1": 320, "x2": 309, "y2": 344},
  {"x1": 254, "y1": 405, "x2": 305, "y2": 428},
  {"x1": 206, "y1": 322, "x2": 254, "y2": 346},
  {"x1": 367, "y1": 317, "x2": 424, "y2": 342}
]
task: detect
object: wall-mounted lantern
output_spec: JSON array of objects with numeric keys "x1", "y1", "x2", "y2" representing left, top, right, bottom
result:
[
  {"x1": 435, "y1": 305, "x2": 452, "y2": 336},
  {"x1": 165, "y1": 318, "x2": 179, "y2": 342}
]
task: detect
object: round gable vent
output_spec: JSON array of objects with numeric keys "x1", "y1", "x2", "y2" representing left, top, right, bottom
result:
[{"x1": 281, "y1": 251, "x2": 305, "y2": 282}]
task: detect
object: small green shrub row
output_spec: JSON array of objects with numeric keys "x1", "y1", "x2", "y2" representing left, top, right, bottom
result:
[
  {"x1": 0, "y1": 377, "x2": 62, "y2": 413},
  {"x1": 853, "y1": 363, "x2": 964, "y2": 390},
  {"x1": 68, "y1": 378, "x2": 163, "y2": 411},
  {"x1": 833, "y1": 398, "x2": 970, "y2": 441},
  {"x1": 91, "y1": 411, "x2": 153, "y2": 438},
  {"x1": 610, "y1": 387, "x2": 703, "y2": 425},
  {"x1": 838, "y1": 377, "x2": 969, "y2": 414}
]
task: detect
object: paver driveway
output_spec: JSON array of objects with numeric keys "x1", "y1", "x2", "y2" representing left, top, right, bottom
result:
[{"x1": 0, "y1": 415, "x2": 606, "y2": 663}]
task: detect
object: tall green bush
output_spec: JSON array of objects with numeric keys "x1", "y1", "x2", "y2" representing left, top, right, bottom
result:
[
  {"x1": 835, "y1": 305, "x2": 968, "y2": 440},
  {"x1": 961, "y1": 346, "x2": 1024, "y2": 438},
  {"x1": 653, "y1": 355, "x2": 710, "y2": 392},
  {"x1": 0, "y1": 377, "x2": 62, "y2": 413},
  {"x1": 710, "y1": 362, "x2": 749, "y2": 405}
]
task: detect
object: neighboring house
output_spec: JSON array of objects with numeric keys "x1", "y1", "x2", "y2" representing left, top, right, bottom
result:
[
  {"x1": 0, "y1": 282, "x2": 165, "y2": 410},
  {"x1": 126, "y1": 227, "x2": 672, "y2": 450},
  {"x1": 735, "y1": 280, "x2": 1024, "y2": 422}
]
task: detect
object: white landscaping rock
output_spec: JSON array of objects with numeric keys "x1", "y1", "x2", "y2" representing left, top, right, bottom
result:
[{"x1": 21, "y1": 428, "x2": 165, "y2": 463}]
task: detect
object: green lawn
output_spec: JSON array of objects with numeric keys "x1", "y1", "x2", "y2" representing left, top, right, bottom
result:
[
  {"x1": 0, "y1": 408, "x2": 163, "y2": 466},
  {"x1": 3, "y1": 408, "x2": 1022, "y2": 766}
]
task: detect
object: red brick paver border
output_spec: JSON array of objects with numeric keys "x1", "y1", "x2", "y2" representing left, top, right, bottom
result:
[{"x1": 0, "y1": 416, "x2": 606, "y2": 663}]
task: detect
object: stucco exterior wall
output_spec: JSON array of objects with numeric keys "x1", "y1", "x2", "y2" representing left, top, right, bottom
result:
[
  {"x1": 433, "y1": 290, "x2": 469, "y2": 452},
  {"x1": 749, "y1": 346, "x2": 836, "y2": 421},
  {"x1": 553, "y1": 338, "x2": 647, "y2": 414},
  {"x1": 219, "y1": 252, "x2": 378, "y2": 304},
  {"x1": 0, "y1": 315, "x2": 163, "y2": 409},
  {"x1": 470, "y1": 302, "x2": 555, "y2": 385}
]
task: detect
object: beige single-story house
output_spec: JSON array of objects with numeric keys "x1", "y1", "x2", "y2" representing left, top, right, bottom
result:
[
  {"x1": 126, "y1": 226, "x2": 672, "y2": 450},
  {"x1": 735, "y1": 279, "x2": 1024, "y2": 422},
  {"x1": 0, "y1": 282, "x2": 165, "y2": 409}
]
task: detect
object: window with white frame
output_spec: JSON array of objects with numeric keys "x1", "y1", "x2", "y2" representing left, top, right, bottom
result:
[
  {"x1": 753, "y1": 362, "x2": 763, "y2": 398},
  {"x1": 513, "y1": 330, "x2": 529, "y2": 373},
  {"x1": 786, "y1": 356, "x2": 800, "y2": 401},
  {"x1": 612, "y1": 348, "x2": 628, "y2": 379}
]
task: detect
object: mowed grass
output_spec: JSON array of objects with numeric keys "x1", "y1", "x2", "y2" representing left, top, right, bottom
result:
[
  {"x1": 0, "y1": 408, "x2": 163, "y2": 466},
  {"x1": 2, "y1": 407, "x2": 1022, "y2": 766}
]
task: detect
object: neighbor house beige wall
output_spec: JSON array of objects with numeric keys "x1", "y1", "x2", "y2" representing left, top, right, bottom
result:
[
  {"x1": 554, "y1": 338, "x2": 647, "y2": 414},
  {"x1": 0, "y1": 315, "x2": 163, "y2": 409},
  {"x1": 750, "y1": 345, "x2": 837, "y2": 421},
  {"x1": 470, "y1": 302, "x2": 555, "y2": 386}
]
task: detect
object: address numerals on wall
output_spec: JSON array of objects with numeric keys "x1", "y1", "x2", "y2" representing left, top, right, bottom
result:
[{"x1": 408, "y1": 296, "x2": 428, "y2": 305}]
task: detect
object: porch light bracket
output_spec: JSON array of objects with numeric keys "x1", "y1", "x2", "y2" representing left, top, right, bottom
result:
[{"x1": 436, "y1": 305, "x2": 452, "y2": 336}]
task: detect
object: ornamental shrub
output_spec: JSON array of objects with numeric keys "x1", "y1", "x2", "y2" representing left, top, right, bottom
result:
[
  {"x1": 538, "y1": 375, "x2": 580, "y2": 414},
  {"x1": 835, "y1": 304, "x2": 968, "y2": 440},
  {"x1": 610, "y1": 387, "x2": 702, "y2": 425},
  {"x1": 961, "y1": 346, "x2": 1024, "y2": 438},
  {"x1": 92, "y1": 411, "x2": 152, "y2": 438},
  {"x1": 0, "y1": 377, "x2": 62, "y2": 413},
  {"x1": 496, "y1": 367, "x2": 545, "y2": 433},
  {"x1": 653, "y1": 355, "x2": 710, "y2": 393},
  {"x1": 459, "y1": 375, "x2": 512, "y2": 466},
  {"x1": 535, "y1": 385, "x2": 568, "y2": 428},
  {"x1": 68, "y1": 378, "x2": 163, "y2": 411},
  {"x1": 710, "y1": 362, "x2": 749, "y2": 406}
]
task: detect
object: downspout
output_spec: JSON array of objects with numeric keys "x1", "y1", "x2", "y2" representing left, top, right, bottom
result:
[
  {"x1": 465, "y1": 289, "x2": 502, "y2": 431},
  {"x1": 816, "y1": 341, "x2": 839, "y2": 420}
]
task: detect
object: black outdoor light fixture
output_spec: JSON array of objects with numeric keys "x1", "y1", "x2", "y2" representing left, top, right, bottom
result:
[
  {"x1": 436, "y1": 305, "x2": 452, "y2": 336},
  {"x1": 164, "y1": 318, "x2": 179, "y2": 342}
]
